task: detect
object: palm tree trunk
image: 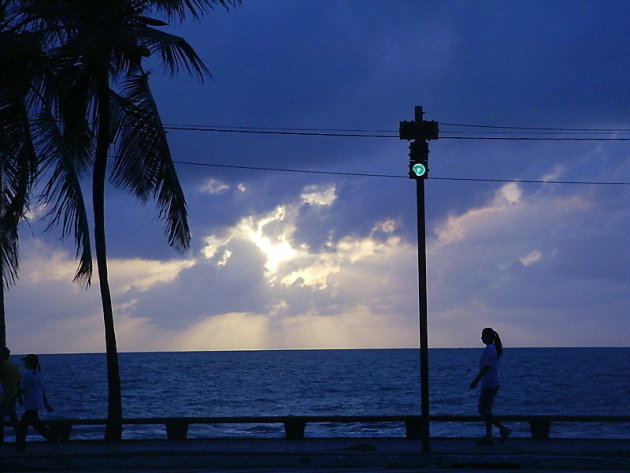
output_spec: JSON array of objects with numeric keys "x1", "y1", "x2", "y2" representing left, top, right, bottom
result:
[
  {"x1": 94, "y1": 74, "x2": 122, "y2": 442},
  {"x1": 0, "y1": 273, "x2": 5, "y2": 349},
  {"x1": 0, "y1": 171, "x2": 6, "y2": 348}
]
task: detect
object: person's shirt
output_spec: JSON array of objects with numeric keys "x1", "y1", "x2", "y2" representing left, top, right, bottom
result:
[
  {"x1": 1, "y1": 359, "x2": 21, "y2": 401},
  {"x1": 479, "y1": 343, "x2": 500, "y2": 388},
  {"x1": 19, "y1": 369, "x2": 47, "y2": 410}
]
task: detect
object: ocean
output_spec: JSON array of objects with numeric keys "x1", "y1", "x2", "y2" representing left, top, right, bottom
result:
[{"x1": 7, "y1": 348, "x2": 630, "y2": 441}]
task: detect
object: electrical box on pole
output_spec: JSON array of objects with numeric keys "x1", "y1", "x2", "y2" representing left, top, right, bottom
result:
[{"x1": 399, "y1": 120, "x2": 439, "y2": 141}]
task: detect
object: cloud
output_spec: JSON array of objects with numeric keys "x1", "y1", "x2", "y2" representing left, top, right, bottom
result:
[
  {"x1": 199, "y1": 184, "x2": 416, "y2": 306},
  {"x1": 300, "y1": 184, "x2": 337, "y2": 206},
  {"x1": 519, "y1": 251, "x2": 542, "y2": 267},
  {"x1": 7, "y1": 181, "x2": 421, "y2": 352},
  {"x1": 200, "y1": 178, "x2": 231, "y2": 195},
  {"x1": 5, "y1": 240, "x2": 196, "y2": 353},
  {"x1": 433, "y1": 183, "x2": 524, "y2": 246},
  {"x1": 108, "y1": 258, "x2": 196, "y2": 293},
  {"x1": 9, "y1": 162, "x2": 629, "y2": 353},
  {"x1": 427, "y1": 177, "x2": 629, "y2": 347}
]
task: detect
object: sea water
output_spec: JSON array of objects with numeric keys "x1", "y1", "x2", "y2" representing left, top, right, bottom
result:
[{"x1": 9, "y1": 348, "x2": 630, "y2": 440}]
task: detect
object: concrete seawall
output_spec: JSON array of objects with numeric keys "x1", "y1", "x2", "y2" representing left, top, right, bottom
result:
[{"x1": 2, "y1": 437, "x2": 630, "y2": 472}]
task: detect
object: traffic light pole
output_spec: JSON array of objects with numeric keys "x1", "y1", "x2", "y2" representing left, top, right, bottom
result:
[
  {"x1": 400, "y1": 106, "x2": 437, "y2": 453},
  {"x1": 416, "y1": 175, "x2": 431, "y2": 453}
]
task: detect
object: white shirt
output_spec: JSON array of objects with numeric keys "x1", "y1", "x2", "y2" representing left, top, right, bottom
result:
[
  {"x1": 479, "y1": 344, "x2": 500, "y2": 388},
  {"x1": 20, "y1": 369, "x2": 46, "y2": 410}
]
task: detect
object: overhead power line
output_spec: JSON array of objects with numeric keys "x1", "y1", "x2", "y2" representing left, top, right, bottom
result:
[
  {"x1": 173, "y1": 160, "x2": 630, "y2": 186},
  {"x1": 165, "y1": 125, "x2": 395, "y2": 138},
  {"x1": 165, "y1": 122, "x2": 630, "y2": 134},
  {"x1": 163, "y1": 124, "x2": 630, "y2": 141},
  {"x1": 442, "y1": 136, "x2": 630, "y2": 141},
  {"x1": 441, "y1": 122, "x2": 630, "y2": 133}
]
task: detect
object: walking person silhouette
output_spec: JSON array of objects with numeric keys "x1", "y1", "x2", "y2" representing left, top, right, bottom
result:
[
  {"x1": 470, "y1": 328, "x2": 512, "y2": 445},
  {"x1": 15, "y1": 354, "x2": 59, "y2": 450}
]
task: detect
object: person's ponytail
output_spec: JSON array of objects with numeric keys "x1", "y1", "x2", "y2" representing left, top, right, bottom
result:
[
  {"x1": 493, "y1": 330, "x2": 503, "y2": 359},
  {"x1": 482, "y1": 327, "x2": 503, "y2": 358}
]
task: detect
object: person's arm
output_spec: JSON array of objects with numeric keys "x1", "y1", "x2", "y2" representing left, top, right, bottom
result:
[
  {"x1": 43, "y1": 389, "x2": 54, "y2": 413},
  {"x1": 469, "y1": 365, "x2": 489, "y2": 389}
]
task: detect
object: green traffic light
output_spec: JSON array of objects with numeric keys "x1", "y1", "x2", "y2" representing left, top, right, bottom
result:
[{"x1": 412, "y1": 162, "x2": 427, "y2": 177}]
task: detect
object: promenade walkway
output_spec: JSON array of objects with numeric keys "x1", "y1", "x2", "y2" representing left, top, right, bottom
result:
[{"x1": 2, "y1": 437, "x2": 630, "y2": 472}]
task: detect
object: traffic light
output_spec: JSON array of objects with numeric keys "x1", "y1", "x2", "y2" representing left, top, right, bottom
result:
[{"x1": 409, "y1": 141, "x2": 429, "y2": 179}]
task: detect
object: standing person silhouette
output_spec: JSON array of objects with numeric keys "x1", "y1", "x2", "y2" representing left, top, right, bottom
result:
[
  {"x1": 469, "y1": 328, "x2": 512, "y2": 445},
  {"x1": 1, "y1": 347, "x2": 21, "y2": 443},
  {"x1": 15, "y1": 354, "x2": 58, "y2": 450}
]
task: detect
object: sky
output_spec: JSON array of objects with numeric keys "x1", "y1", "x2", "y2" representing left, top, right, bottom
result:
[{"x1": 6, "y1": 1, "x2": 630, "y2": 353}]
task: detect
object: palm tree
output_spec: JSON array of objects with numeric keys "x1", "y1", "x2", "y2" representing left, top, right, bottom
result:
[{"x1": 11, "y1": 0, "x2": 237, "y2": 441}]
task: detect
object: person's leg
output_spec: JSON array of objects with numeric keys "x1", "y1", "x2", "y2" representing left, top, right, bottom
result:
[
  {"x1": 8, "y1": 399, "x2": 19, "y2": 440},
  {"x1": 0, "y1": 398, "x2": 20, "y2": 442},
  {"x1": 15, "y1": 410, "x2": 36, "y2": 450},
  {"x1": 492, "y1": 415, "x2": 511, "y2": 442},
  {"x1": 491, "y1": 414, "x2": 506, "y2": 431},
  {"x1": 478, "y1": 388, "x2": 496, "y2": 440},
  {"x1": 30, "y1": 411, "x2": 57, "y2": 442},
  {"x1": 484, "y1": 389, "x2": 511, "y2": 441}
]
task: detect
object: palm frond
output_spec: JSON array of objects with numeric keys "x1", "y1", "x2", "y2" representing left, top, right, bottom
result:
[
  {"x1": 37, "y1": 108, "x2": 94, "y2": 286},
  {"x1": 139, "y1": 26, "x2": 209, "y2": 80},
  {"x1": 110, "y1": 90, "x2": 153, "y2": 201},
  {"x1": 0, "y1": 220, "x2": 19, "y2": 288},
  {"x1": 112, "y1": 72, "x2": 190, "y2": 251},
  {"x1": 150, "y1": 0, "x2": 238, "y2": 22},
  {"x1": 0, "y1": 28, "x2": 43, "y2": 288},
  {"x1": 0, "y1": 145, "x2": 30, "y2": 288}
]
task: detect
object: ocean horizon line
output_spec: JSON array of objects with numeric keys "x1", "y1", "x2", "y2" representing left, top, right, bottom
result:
[{"x1": 21, "y1": 345, "x2": 630, "y2": 357}]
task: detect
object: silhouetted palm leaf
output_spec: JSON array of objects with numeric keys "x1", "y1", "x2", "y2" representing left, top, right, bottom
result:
[{"x1": 0, "y1": 23, "x2": 45, "y2": 345}]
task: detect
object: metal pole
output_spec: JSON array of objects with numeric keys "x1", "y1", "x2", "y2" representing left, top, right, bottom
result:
[
  {"x1": 400, "y1": 105, "x2": 435, "y2": 453},
  {"x1": 416, "y1": 176, "x2": 431, "y2": 453}
]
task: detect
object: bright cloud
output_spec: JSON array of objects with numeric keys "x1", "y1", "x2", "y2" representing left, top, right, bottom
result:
[
  {"x1": 201, "y1": 186, "x2": 411, "y2": 294},
  {"x1": 45, "y1": 182, "x2": 416, "y2": 352},
  {"x1": 6, "y1": 239, "x2": 196, "y2": 353},
  {"x1": 109, "y1": 258, "x2": 196, "y2": 293},
  {"x1": 21, "y1": 240, "x2": 79, "y2": 284},
  {"x1": 200, "y1": 178, "x2": 231, "y2": 195},
  {"x1": 519, "y1": 250, "x2": 542, "y2": 266},
  {"x1": 203, "y1": 186, "x2": 337, "y2": 279},
  {"x1": 300, "y1": 184, "x2": 337, "y2": 206},
  {"x1": 495, "y1": 182, "x2": 522, "y2": 205},
  {"x1": 243, "y1": 206, "x2": 299, "y2": 272},
  {"x1": 203, "y1": 205, "x2": 301, "y2": 274},
  {"x1": 434, "y1": 183, "x2": 525, "y2": 245}
]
